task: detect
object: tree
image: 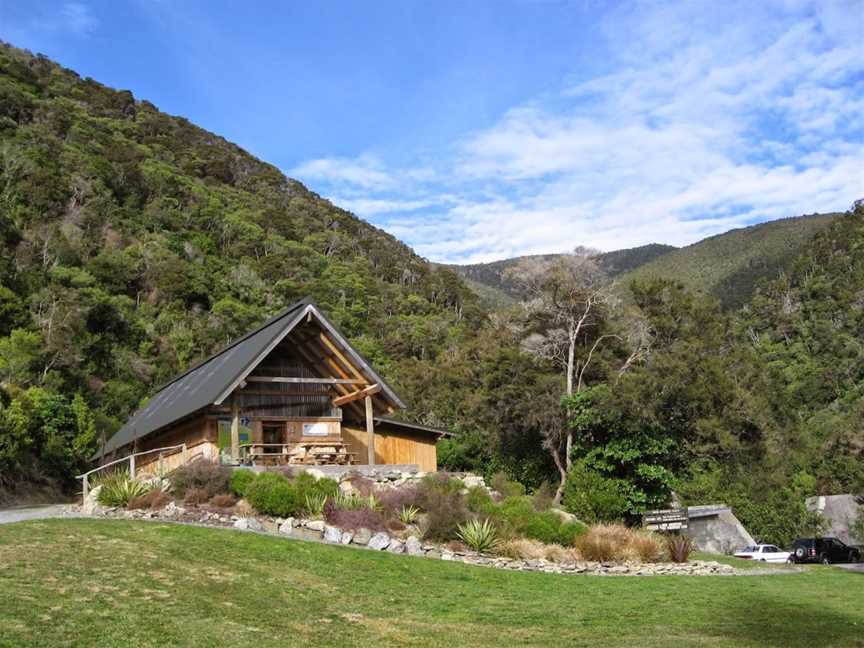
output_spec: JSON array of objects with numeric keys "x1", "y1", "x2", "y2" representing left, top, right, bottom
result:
[{"x1": 505, "y1": 249, "x2": 616, "y2": 502}]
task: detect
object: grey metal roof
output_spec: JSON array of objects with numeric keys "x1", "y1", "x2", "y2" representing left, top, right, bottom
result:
[
  {"x1": 101, "y1": 297, "x2": 404, "y2": 456},
  {"x1": 374, "y1": 416, "x2": 452, "y2": 437}
]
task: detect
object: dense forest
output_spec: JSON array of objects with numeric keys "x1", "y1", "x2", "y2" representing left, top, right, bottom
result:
[{"x1": 0, "y1": 43, "x2": 860, "y2": 547}]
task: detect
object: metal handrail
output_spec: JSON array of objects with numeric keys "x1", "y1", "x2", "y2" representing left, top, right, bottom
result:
[{"x1": 77, "y1": 444, "x2": 187, "y2": 499}]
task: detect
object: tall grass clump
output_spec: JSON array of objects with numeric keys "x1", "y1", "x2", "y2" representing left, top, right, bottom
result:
[{"x1": 170, "y1": 459, "x2": 231, "y2": 498}]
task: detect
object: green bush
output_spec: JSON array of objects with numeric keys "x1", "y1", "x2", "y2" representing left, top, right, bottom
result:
[
  {"x1": 486, "y1": 496, "x2": 587, "y2": 546},
  {"x1": 491, "y1": 472, "x2": 526, "y2": 498},
  {"x1": 245, "y1": 472, "x2": 301, "y2": 517},
  {"x1": 230, "y1": 469, "x2": 257, "y2": 498},
  {"x1": 466, "y1": 486, "x2": 493, "y2": 513},
  {"x1": 561, "y1": 462, "x2": 629, "y2": 524}
]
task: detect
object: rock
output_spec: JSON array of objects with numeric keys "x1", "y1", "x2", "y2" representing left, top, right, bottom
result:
[
  {"x1": 387, "y1": 539, "x2": 404, "y2": 554},
  {"x1": 290, "y1": 527, "x2": 324, "y2": 542},
  {"x1": 405, "y1": 536, "x2": 424, "y2": 556},
  {"x1": 338, "y1": 481, "x2": 356, "y2": 495},
  {"x1": 441, "y1": 550, "x2": 454, "y2": 561},
  {"x1": 306, "y1": 520, "x2": 325, "y2": 532},
  {"x1": 279, "y1": 518, "x2": 295, "y2": 535},
  {"x1": 462, "y1": 474, "x2": 485, "y2": 489},
  {"x1": 262, "y1": 520, "x2": 278, "y2": 534},
  {"x1": 81, "y1": 485, "x2": 104, "y2": 515},
  {"x1": 368, "y1": 533, "x2": 391, "y2": 551},
  {"x1": 340, "y1": 531, "x2": 353, "y2": 545},
  {"x1": 234, "y1": 517, "x2": 262, "y2": 532},
  {"x1": 549, "y1": 508, "x2": 579, "y2": 524},
  {"x1": 352, "y1": 528, "x2": 372, "y2": 545},
  {"x1": 324, "y1": 525, "x2": 342, "y2": 543}
]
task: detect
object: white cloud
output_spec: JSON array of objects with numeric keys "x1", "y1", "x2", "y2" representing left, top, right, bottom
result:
[{"x1": 290, "y1": 0, "x2": 864, "y2": 263}]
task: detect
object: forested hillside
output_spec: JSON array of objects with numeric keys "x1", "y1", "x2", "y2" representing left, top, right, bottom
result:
[
  {"x1": 446, "y1": 243, "x2": 676, "y2": 302},
  {"x1": 0, "y1": 42, "x2": 860, "y2": 549},
  {"x1": 451, "y1": 215, "x2": 838, "y2": 309},
  {"x1": 0, "y1": 43, "x2": 477, "y2": 498},
  {"x1": 617, "y1": 213, "x2": 840, "y2": 307}
]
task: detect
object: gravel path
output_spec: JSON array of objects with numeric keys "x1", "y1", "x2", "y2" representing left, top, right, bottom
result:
[{"x1": 0, "y1": 505, "x2": 80, "y2": 525}]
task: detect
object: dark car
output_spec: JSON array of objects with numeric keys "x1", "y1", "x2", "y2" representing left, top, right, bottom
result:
[{"x1": 789, "y1": 537, "x2": 861, "y2": 564}]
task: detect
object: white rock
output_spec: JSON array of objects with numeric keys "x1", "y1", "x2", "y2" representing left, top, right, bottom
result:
[
  {"x1": 234, "y1": 518, "x2": 249, "y2": 530},
  {"x1": 279, "y1": 518, "x2": 295, "y2": 535},
  {"x1": 306, "y1": 520, "x2": 325, "y2": 532},
  {"x1": 353, "y1": 528, "x2": 372, "y2": 545},
  {"x1": 368, "y1": 533, "x2": 391, "y2": 551},
  {"x1": 324, "y1": 525, "x2": 342, "y2": 543},
  {"x1": 234, "y1": 517, "x2": 262, "y2": 531},
  {"x1": 340, "y1": 531, "x2": 353, "y2": 545},
  {"x1": 303, "y1": 468, "x2": 327, "y2": 481},
  {"x1": 387, "y1": 539, "x2": 404, "y2": 554},
  {"x1": 441, "y1": 550, "x2": 454, "y2": 561},
  {"x1": 405, "y1": 536, "x2": 424, "y2": 556}
]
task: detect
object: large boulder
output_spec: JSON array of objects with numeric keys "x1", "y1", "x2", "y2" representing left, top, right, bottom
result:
[
  {"x1": 368, "y1": 533, "x2": 391, "y2": 551},
  {"x1": 324, "y1": 525, "x2": 342, "y2": 543},
  {"x1": 405, "y1": 535, "x2": 424, "y2": 556},
  {"x1": 806, "y1": 494, "x2": 864, "y2": 544},
  {"x1": 352, "y1": 528, "x2": 373, "y2": 545}
]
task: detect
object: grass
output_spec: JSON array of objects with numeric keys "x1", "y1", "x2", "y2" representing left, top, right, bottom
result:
[{"x1": 0, "y1": 520, "x2": 862, "y2": 647}]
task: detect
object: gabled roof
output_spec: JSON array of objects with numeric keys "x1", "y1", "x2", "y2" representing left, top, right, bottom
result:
[
  {"x1": 101, "y1": 298, "x2": 405, "y2": 456},
  {"x1": 374, "y1": 416, "x2": 452, "y2": 438}
]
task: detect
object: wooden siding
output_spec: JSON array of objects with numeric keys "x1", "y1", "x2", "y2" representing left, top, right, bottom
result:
[{"x1": 343, "y1": 425, "x2": 437, "y2": 472}]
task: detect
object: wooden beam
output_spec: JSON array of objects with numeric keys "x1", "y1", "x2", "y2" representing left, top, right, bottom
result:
[
  {"x1": 365, "y1": 395, "x2": 375, "y2": 466},
  {"x1": 292, "y1": 339, "x2": 366, "y2": 418},
  {"x1": 318, "y1": 332, "x2": 365, "y2": 381},
  {"x1": 332, "y1": 384, "x2": 380, "y2": 408},
  {"x1": 245, "y1": 376, "x2": 365, "y2": 385},
  {"x1": 230, "y1": 394, "x2": 240, "y2": 461}
]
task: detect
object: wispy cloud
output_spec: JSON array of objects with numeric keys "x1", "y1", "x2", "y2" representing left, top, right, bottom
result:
[{"x1": 290, "y1": 0, "x2": 864, "y2": 263}]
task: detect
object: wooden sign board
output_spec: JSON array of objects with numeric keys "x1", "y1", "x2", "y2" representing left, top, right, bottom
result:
[{"x1": 643, "y1": 508, "x2": 689, "y2": 532}]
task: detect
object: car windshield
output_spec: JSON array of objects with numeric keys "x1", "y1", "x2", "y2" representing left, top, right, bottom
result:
[{"x1": 740, "y1": 546, "x2": 755, "y2": 552}]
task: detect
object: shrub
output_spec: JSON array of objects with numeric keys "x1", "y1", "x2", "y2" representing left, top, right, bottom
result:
[
  {"x1": 457, "y1": 518, "x2": 499, "y2": 553},
  {"x1": 557, "y1": 521, "x2": 589, "y2": 545},
  {"x1": 246, "y1": 472, "x2": 301, "y2": 517},
  {"x1": 171, "y1": 459, "x2": 231, "y2": 498},
  {"x1": 466, "y1": 486, "x2": 493, "y2": 513},
  {"x1": 531, "y1": 482, "x2": 554, "y2": 511},
  {"x1": 183, "y1": 487, "x2": 210, "y2": 505},
  {"x1": 343, "y1": 473, "x2": 376, "y2": 496},
  {"x1": 127, "y1": 490, "x2": 170, "y2": 510},
  {"x1": 294, "y1": 473, "x2": 338, "y2": 504},
  {"x1": 398, "y1": 505, "x2": 420, "y2": 525},
  {"x1": 490, "y1": 472, "x2": 526, "y2": 498},
  {"x1": 377, "y1": 485, "x2": 419, "y2": 513},
  {"x1": 95, "y1": 471, "x2": 150, "y2": 507},
  {"x1": 574, "y1": 524, "x2": 632, "y2": 562},
  {"x1": 209, "y1": 493, "x2": 237, "y2": 508},
  {"x1": 666, "y1": 534, "x2": 693, "y2": 563},
  {"x1": 323, "y1": 500, "x2": 386, "y2": 531},
  {"x1": 498, "y1": 538, "x2": 548, "y2": 560},
  {"x1": 561, "y1": 462, "x2": 629, "y2": 524},
  {"x1": 230, "y1": 469, "x2": 257, "y2": 498},
  {"x1": 417, "y1": 473, "x2": 463, "y2": 504},
  {"x1": 628, "y1": 531, "x2": 663, "y2": 562},
  {"x1": 420, "y1": 488, "x2": 468, "y2": 542}
]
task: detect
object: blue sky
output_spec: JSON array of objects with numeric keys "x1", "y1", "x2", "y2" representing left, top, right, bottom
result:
[{"x1": 2, "y1": 0, "x2": 862, "y2": 263}]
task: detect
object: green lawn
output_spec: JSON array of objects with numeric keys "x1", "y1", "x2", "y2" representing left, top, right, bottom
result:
[{"x1": 0, "y1": 520, "x2": 862, "y2": 647}]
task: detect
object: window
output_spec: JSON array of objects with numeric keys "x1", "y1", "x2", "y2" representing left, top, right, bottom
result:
[{"x1": 302, "y1": 422, "x2": 329, "y2": 436}]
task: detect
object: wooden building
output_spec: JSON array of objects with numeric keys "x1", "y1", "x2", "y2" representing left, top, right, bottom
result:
[{"x1": 99, "y1": 298, "x2": 448, "y2": 473}]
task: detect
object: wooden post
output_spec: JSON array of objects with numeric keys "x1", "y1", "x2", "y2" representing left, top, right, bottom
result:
[
  {"x1": 365, "y1": 395, "x2": 375, "y2": 466},
  {"x1": 231, "y1": 393, "x2": 240, "y2": 462},
  {"x1": 130, "y1": 454, "x2": 136, "y2": 480},
  {"x1": 158, "y1": 452, "x2": 164, "y2": 476},
  {"x1": 181, "y1": 443, "x2": 188, "y2": 466},
  {"x1": 82, "y1": 474, "x2": 89, "y2": 500}
]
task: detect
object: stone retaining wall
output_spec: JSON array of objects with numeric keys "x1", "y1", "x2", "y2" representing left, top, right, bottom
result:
[{"x1": 80, "y1": 499, "x2": 740, "y2": 577}]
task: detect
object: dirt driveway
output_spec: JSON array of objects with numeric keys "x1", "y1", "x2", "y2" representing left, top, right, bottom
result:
[{"x1": 0, "y1": 505, "x2": 79, "y2": 525}]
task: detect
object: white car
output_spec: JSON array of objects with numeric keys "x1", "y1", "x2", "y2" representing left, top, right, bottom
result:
[{"x1": 733, "y1": 544, "x2": 791, "y2": 563}]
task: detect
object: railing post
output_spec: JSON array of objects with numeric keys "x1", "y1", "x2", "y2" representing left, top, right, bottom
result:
[
  {"x1": 158, "y1": 452, "x2": 164, "y2": 476},
  {"x1": 130, "y1": 454, "x2": 136, "y2": 480},
  {"x1": 181, "y1": 443, "x2": 188, "y2": 465},
  {"x1": 82, "y1": 474, "x2": 89, "y2": 500}
]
